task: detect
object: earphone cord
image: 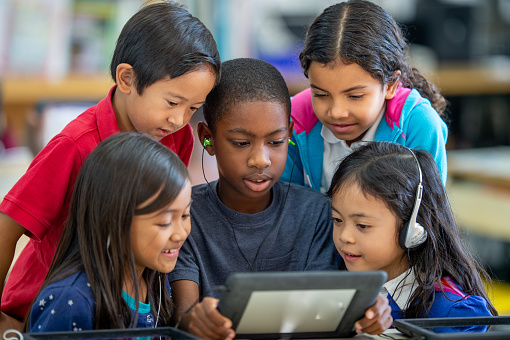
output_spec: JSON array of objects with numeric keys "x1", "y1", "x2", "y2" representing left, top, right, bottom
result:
[
  {"x1": 251, "y1": 146, "x2": 297, "y2": 269},
  {"x1": 155, "y1": 275, "x2": 161, "y2": 327},
  {"x1": 387, "y1": 252, "x2": 414, "y2": 316},
  {"x1": 201, "y1": 143, "x2": 297, "y2": 272},
  {"x1": 2, "y1": 330, "x2": 23, "y2": 340},
  {"x1": 174, "y1": 143, "x2": 298, "y2": 327}
]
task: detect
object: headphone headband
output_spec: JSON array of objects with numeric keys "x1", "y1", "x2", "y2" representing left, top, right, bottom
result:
[
  {"x1": 409, "y1": 149, "x2": 422, "y2": 185},
  {"x1": 398, "y1": 148, "x2": 427, "y2": 250}
]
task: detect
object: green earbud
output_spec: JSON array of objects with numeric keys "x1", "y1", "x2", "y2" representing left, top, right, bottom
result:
[{"x1": 203, "y1": 138, "x2": 211, "y2": 147}]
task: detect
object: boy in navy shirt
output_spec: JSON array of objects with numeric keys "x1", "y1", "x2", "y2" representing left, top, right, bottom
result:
[{"x1": 169, "y1": 58, "x2": 392, "y2": 339}]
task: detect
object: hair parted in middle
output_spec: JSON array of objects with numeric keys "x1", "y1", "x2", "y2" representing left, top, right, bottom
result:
[{"x1": 300, "y1": 0, "x2": 447, "y2": 119}]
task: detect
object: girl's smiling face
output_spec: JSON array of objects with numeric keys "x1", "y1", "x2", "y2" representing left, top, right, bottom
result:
[
  {"x1": 331, "y1": 180, "x2": 409, "y2": 281},
  {"x1": 130, "y1": 180, "x2": 192, "y2": 276},
  {"x1": 307, "y1": 60, "x2": 398, "y2": 146}
]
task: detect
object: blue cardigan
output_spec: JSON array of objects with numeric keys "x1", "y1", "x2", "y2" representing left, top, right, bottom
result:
[
  {"x1": 390, "y1": 276, "x2": 493, "y2": 333},
  {"x1": 282, "y1": 87, "x2": 448, "y2": 189}
]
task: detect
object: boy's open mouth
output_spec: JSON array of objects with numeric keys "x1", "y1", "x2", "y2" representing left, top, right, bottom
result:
[{"x1": 243, "y1": 174, "x2": 272, "y2": 192}]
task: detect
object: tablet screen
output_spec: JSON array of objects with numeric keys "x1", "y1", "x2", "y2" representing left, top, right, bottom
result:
[
  {"x1": 236, "y1": 288, "x2": 356, "y2": 334},
  {"x1": 217, "y1": 271, "x2": 387, "y2": 338}
]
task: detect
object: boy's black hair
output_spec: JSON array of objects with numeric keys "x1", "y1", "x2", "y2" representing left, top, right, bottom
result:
[
  {"x1": 203, "y1": 58, "x2": 291, "y2": 133},
  {"x1": 110, "y1": 1, "x2": 220, "y2": 95}
]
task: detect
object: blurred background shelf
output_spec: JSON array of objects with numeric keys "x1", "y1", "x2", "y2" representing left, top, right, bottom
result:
[
  {"x1": 3, "y1": 75, "x2": 113, "y2": 145},
  {"x1": 429, "y1": 61, "x2": 510, "y2": 96},
  {"x1": 446, "y1": 146, "x2": 510, "y2": 315},
  {"x1": 4, "y1": 61, "x2": 510, "y2": 146},
  {"x1": 3, "y1": 75, "x2": 113, "y2": 105}
]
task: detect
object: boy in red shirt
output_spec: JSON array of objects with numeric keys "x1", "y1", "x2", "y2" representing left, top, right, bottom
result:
[{"x1": 0, "y1": 1, "x2": 220, "y2": 332}]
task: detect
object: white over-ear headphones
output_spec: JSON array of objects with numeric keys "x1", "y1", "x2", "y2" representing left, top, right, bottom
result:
[{"x1": 398, "y1": 149, "x2": 428, "y2": 250}]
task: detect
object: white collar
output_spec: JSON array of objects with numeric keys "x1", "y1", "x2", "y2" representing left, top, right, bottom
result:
[
  {"x1": 380, "y1": 268, "x2": 418, "y2": 311},
  {"x1": 362, "y1": 104, "x2": 385, "y2": 143},
  {"x1": 320, "y1": 104, "x2": 386, "y2": 147}
]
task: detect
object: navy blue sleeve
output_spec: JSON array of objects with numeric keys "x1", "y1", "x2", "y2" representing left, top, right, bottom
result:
[
  {"x1": 168, "y1": 235, "x2": 200, "y2": 285},
  {"x1": 165, "y1": 275, "x2": 172, "y2": 299},
  {"x1": 29, "y1": 285, "x2": 94, "y2": 332},
  {"x1": 304, "y1": 197, "x2": 339, "y2": 271},
  {"x1": 443, "y1": 296, "x2": 493, "y2": 333}
]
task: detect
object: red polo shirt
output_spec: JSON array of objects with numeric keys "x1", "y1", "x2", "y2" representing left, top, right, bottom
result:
[{"x1": 0, "y1": 85, "x2": 194, "y2": 320}]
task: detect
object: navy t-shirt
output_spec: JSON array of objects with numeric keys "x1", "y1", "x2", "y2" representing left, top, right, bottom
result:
[{"x1": 168, "y1": 180, "x2": 339, "y2": 298}]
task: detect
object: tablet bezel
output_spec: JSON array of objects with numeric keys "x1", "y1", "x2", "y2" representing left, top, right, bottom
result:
[
  {"x1": 216, "y1": 270, "x2": 387, "y2": 339},
  {"x1": 22, "y1": 326, "x2": 200, "y2": 339},
  {"x1": 394, "y1": 316, "x2": 510, "y2": 339}
]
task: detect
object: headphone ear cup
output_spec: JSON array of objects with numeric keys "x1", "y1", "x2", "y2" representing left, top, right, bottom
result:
[
  {"x1": 399, "y1": 221, "x2": 427, "y2": 250},
  {"x1": 398, "y1": 222, "x2": 410, "y2": 250}
]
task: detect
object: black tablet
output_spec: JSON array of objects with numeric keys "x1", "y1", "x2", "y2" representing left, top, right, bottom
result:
[
  {"x1": 216, "y1": 270, "x2": 387, "y2": 339},
  {"x1": 21, "y1": 326, "x2": 200, "y2": 339},
  {"x1": 394, "y1": 316, "x2": 510, "y2": 339}
]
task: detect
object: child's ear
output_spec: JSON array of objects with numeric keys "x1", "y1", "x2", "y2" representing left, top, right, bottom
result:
[
  {"x1": 288, "y1": 121, "x2": 294, "y2": 139},
  {"x1": 116, "y1": 63, "x2": 136, "y2": 94},
  {"x1": 384, "y1": 70, "x2": 402, "y2": 100},
  {"x1": 197, "y1": 121, "x2": 215, "y2": 156}
]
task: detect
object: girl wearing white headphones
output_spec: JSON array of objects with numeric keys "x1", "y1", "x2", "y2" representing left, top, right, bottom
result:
[{"x1": 327, "y1": 142, "x2": 497, "y2": 333}]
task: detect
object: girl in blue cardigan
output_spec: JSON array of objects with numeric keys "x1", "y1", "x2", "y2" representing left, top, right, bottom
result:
[
  {"x1": 326, "y1": 142, "x2": 497, "y2": 333},
  {"x1": 282, "y1": 0, "x2": 448, "y2": 190}
]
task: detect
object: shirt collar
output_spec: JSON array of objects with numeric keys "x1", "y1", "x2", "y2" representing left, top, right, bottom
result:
[
  {"x1": 381, "y1": 268, "x2": 417, "y2": 311},
  {"x1": 362, "y1": 104, "x2": 385, "y2": 143},
  {"x1": 97, "y1": 84, "x2": 120, "y2": 141}
]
